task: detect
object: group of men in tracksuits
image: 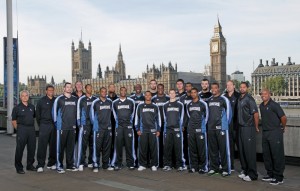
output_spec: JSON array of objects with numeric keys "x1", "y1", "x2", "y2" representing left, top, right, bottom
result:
[{"x1": 12, "y1": 78, "x2": 287, "y2": 186}]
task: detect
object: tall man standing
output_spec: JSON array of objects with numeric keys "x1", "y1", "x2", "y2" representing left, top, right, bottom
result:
[
  {"x1": 53, "y1": 82, "x2": 78, "y2": 173},
  {"x1": 135, "y1": 91, "x2": 161, "y2": 171},
  {"x1": 76, "y1": 84, "x2": 97, "y2": 171},
  {"x1": 36, "y1": 85, "x2": 56, "y2": 172},
  {"x1": 207, "y1": 83, "x2": 232, "y2": 177},
  {"x1": 108, "y1": 84, "x2": 118, "y2": 161},
  {"x1": 152, "y1": 84, "x2": 170, "y2": 167},
  {"x1": 237, "y1": 82, "x2": 259, "y2": 181},
  {"x1": 260, "y1": 89, "x2": 287, "y2": 185},
  {"x1": 90, "y1": 87, "x2": 113, "y2": 172},
  {"x1": 12, "y1": 90, "x2": 37, "y2": 174},
  {"x1": 223, "y1": 80, "x2": 240, "y2": 171},
  {"x1": 111, "y1": 87, "x2": 136, "y2": 170}
]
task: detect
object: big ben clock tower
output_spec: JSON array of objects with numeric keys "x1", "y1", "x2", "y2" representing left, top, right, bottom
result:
[{"x1": 210, "y1": 18, "x2": 227, "y2": 90}]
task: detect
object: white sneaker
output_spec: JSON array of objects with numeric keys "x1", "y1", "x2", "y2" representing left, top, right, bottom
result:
[
  {"x1": 107, "y1": 167, "x2": 114, "y2": 171},
  {"x1": 222, "y1": 171, "x2": 229, "y2": 177},
  {"x1": 47, "y1": 165, "x2": 56, "y2": 170},
  {"x1": 243, "y1": 176, "x2": 252, "y2": 182},
  {"x1": 163, "y1": 166, "x2": 172, "y2": 171},
  {"x1": 238, "y1": 173, "x2": 246, "y2": 179},
  {"x1": 93, "y1": 168, "x2": 99, "y2": 173},
  {"x1": 151, "y1": 166, "x2": 157, "y2": 171},
  {"x1": 78, "y1": 165, "x2": 84, "y2": 171},
  {"x1": 88, "y1": 164, "x2": 93, "y2": 168},
  {"x1": 57, "y1": 168, "x2": 65, "y2": 174},
  {"x1": 37, "y1": 167, "x2": 44, "y2": 173},
  {"x1": 177, "y1": 167, "x2": 183, "y2": 171},
  {"x1": 138, "y1": 166, "x2": 146, "y2": 171}
]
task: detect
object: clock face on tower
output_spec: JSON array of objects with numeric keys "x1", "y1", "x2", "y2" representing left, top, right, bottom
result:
[{"x1": 212, "y1": 42, "x2": 218, "y2": 53}]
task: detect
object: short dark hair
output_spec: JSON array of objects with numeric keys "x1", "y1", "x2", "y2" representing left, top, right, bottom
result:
[
  {"x1": 169, "y1": 88, "x2": 176, "y2": 93},
  {"x1": 100, "y1": 87, "x2": 107, "y2": 92},
  {"x1": 46, "y1": 84, "x2": 54, "y2": 90},
  {"x1": 186, "y1": 82, "x2": 193, "y2": 86},
  {"x1": 157, "y1": 83, "x2": 164, "y2": 88},
  {"x1": 191, "y1": 87, "x2": 198, "y2": 92},
  {"x1": 240, "y1": 81, "x2": 249, "y2": 88},
  {"x1": 64, "y1": 82, "x2": 72, "y2": 87},
  {"x1": 144, "y1": 90, "x2": 152, "y2": 96},
  {"x1": 202, "y1": 78, "x2": 209, "y2": 83},
  {"x1": 176, "y1": 79, "x2": 184, "y2": 84},
  {"x1": 150, "y1": 79, "x2": 157, "y2": 83},
  {"x1": 120, "y1": 86, "x2": 127, "y2": 91},
  {"x1": 85, "y1": 84, "x2": 92, "y2": 89},
  {"x1": 211, "y1": 82, "x2": 219, "y2": 88}
]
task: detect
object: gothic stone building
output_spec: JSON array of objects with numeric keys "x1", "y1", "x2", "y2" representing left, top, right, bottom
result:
[{"x1": 251, "y1": 57, "x2": 300, "y2": 99}]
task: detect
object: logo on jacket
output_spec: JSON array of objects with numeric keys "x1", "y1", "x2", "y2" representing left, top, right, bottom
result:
[{"x1": 128, "y1": 133, "x2": 132, "y2": 137}]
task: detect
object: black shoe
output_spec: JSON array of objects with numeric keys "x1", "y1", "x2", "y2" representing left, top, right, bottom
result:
[
  {"x1": 270, "y1": 179, "x2": 283, "y2": 185},
  {"x1": 26, "y1": 166, "x2": 37, "y2": 171},
  {"x1": 262, "y1": 176, "x2": 274, "y2": 182},
  {"x1": 198, "y1": 169, "x2": 206, "y2": 174},
  {"x1": 17, "y1": 169, "x2": 25, "y2": 174}
]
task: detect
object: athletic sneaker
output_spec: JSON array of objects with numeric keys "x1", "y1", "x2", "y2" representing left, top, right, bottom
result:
[
  {"x1": 163, "y1": 166, "x2": 172, "y2": 171},
  {"x1": 208, "y1": 170, "x2": 218, "y2": 176},
  {"x1": 107, "y1": 167, "x2": 114, "y2": 171},
  {"x1": 128, "y1": 166, "x2": 135, "y2": 170},
  {"x1": 198, "y1": 169, "x2": 206, "y2": 174},
  {"x1": 238, "y1": 172, "x2": 246, "y2": 179},
  {"x1": 222, "y1": 171, "x2": 229, "y2": 177},
  {"x1": 57, "y1": 168, "x2": 65, "y2": 174},
  {"x1": 151, "y1": 166, "x2": 157, "y2": 171},
  {"x1": 78, "y1": 165, "x2": 84, "y2": 172},
  {"x1": 270, "y1": 179, "x2": 283, "y2": 185},
  {"x1": 189, "y1": 168, "x2": 196, "y2": 173},
  {"x1": 262, "y1": 176, "x2": 274, "y2": 182},
  {"x1": 114, "y1": 166, "x2": 121, "y2": 171},
  {"x1": 182, "y1": 166, "x2": 187, "y2": 170},
  {"x1": 88, "y1": 163, "x2": 93, "y2": 168},
  {"x1": 93, "y1": 168, "x2": 99, "y2": 173},
  {"x1": 66, "y1": 166, "x2": 78, "y2": 172},
  {"x1": 37, "y1": 167, "x2": 44, "y2": 173},
  {"x1": 138, "y1": 166, "x2": 146, "y2": 171},
  {"x1": 47, "y1": 165, "x2": 56, "y2": 170},
  {"x1": 177, "y1": 167, "x2": 183, "y2": 171},
  {"x1": 243, "y1": 176, "x2": 252, "y2": 182}
]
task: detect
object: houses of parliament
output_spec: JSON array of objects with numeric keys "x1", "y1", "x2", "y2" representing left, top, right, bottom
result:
[{"x1": 27, "y1": 19, "x2": 227, "y2": 95}]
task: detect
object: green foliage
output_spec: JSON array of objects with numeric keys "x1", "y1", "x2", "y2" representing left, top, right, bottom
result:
[{"x1": 262, "y1": 76, "x2": 286, "y2": 96}]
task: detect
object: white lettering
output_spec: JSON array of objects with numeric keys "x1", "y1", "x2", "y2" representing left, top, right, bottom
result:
[
  {"x1": 65, "y1": 101, "x2": 76, "y2": 106},
  {"x1": 167, "y1": 107, "x2": 179, "y2": 112},
  {"x1": 209, "y1": 102, "x2": 220, "y2": 107},
  {"x1": 118, "y1": 105, "x2": 130, "y2": 109},
  {"x1": 189, "y1": 107, "x2": 200, "y2": 111},
  {"x1": 100, "y1": 105, "x2": 111, "y2": 110},
  {"x1": 143, "y1": 108, "x2": 154, "y2": 112}
]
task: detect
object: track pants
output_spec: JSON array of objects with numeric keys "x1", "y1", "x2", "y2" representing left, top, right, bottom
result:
[
  {"x1": 229, "y1": 121, "x2": 238, "y2": 169},
  {"x1": 262, "y1": 129, "x2": 285, "y2": 181},
  {"x1": 93, "y1": 128, "x2": 112, "y2": 169},
  {"x1": 158, "y1": 122, "x2": 165, "y2": 168},
  {"x1": 208, "y1": 129, "x2": 231, "y2": 173},
  {"x1": 138, "y1": 132, "x2": 159, "y2": 167},
  {"x1": 188, "y1": 130, "x2": 208, "y2": 171},
  {"x1": 76, "y1": 124, "x2": 93, "y2": 167},
  {"x1": 239, "y1": 126, "x2": 257, "y2": 180},
  {"x1": 15, "y1": 125, "x2": 36, "y2": 170},
  {"x1": 163, "y1": 129, "x2": 185, "y2": 168},
  {"x1": 111, "y1": 127, "x2": 136, "y2": 168},
  {"x1": 56, "y1": 129, "x2": 76, "y2": 169},
  {"x1": 37, "y1": 123, "x2": 56, "y2": 168}
]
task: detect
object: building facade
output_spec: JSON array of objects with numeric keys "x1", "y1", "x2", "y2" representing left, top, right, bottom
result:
[
  {"x1": 251, "y1": 57, "x2": 300, "y2": 99},
  {"x1": 231, "y1": 70, "x2": 245, "y2": 82},
  {"x1": 210, "y1": 18, "x2": 227, "y2": 90},
  {"x1": 27, "y1": 75, "x2": 47, "y2": 96}
]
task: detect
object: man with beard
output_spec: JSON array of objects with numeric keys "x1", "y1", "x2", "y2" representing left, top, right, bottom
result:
[
  {"x1": 149, "y1": 79, "x2": 157, "y2": 97},
  {"x1": 259, "y1": 88, "x2": 286, "y2": 185},
  {"x1": 199, "y1": 79, "x2": 212, "y2": 102},
  {"x1": 237, "y1": 82, "x2": 259, "y2": 182},
  {"x1": 223, "y1": 80, "x2": 240, "y2": 171},
  {"x1": 151, "y1": 84, "x2": 170, "y2": 167}
]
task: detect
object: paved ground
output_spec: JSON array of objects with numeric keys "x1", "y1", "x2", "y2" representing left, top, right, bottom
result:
[{"x1": 0, "y1": 133, "x2": 299, "y2": 191}]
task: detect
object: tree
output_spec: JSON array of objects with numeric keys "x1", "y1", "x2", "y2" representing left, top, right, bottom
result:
[{"x1": 262, "y1": 76, "x2": 286, "y2": 96}]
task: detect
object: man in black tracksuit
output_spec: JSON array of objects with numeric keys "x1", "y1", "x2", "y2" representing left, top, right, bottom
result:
[
  {"x1": 12, "y1": 90, "x2": 36, "y2": 174},
  {"x1": 260, "y1": 89, "x2": 287, "y2": 185},
  {"x1": 237, "y1": 82, "x2": 259, "y2": 181},
  {"x1": 186, "y1": 87, "x2": 209, "y2": 174},
  {"x1": 111, "y1": 87, "x2": 136, "y2": 170},
  {"x1": 130, "y1": 84, "x2": 145, "y2": 167},
  {"x1": 135, "y1": 91, "x2": 161, "y2": 171},
  {"x1": 108, "y1": 84, "x2": 118, "y2": 161},
  {"x1": 207, "y1": 82, "x2": 232, "y2": 177},
  {"x1": 36, "y1": 85, "x2": 56, "y2": 172},
  {"x1": 162, "y1": 89, "x2": 186, "y2": 171},
  {"x1": 152, "y1": 83, "x2": 170, "y2": 168},
  {"x1": 180, "y1": 82, "x2": 193, "y2": 167},
  {"x1": 90, "y1": 87, "x2": 113, "y2": 172},
  {"x1": 53, "y1": 82, "x2": 78, "y2": 173},
  {"x1": 223, "y1": 80, "x2": 240, "y2": 170},
  {"x1": 76, "y1": 84, "x2": 97, "y2": 171}
]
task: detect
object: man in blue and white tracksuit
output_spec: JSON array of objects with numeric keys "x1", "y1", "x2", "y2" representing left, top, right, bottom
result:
[{"x1": 207, "y1": 82, "x2": 232, "y2": 177}]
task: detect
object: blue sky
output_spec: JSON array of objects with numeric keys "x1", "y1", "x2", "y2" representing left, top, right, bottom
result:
[{"x1": 0, "y1": 0, "x2": 299, "y2": 83}]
